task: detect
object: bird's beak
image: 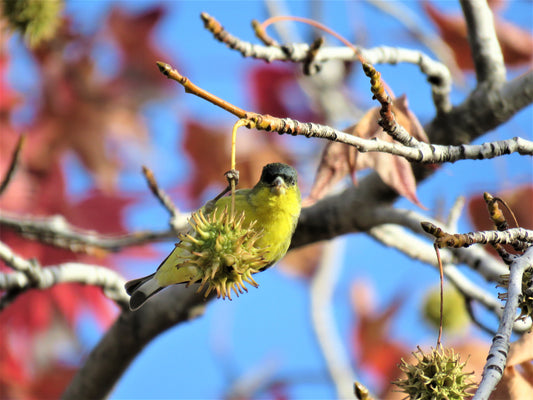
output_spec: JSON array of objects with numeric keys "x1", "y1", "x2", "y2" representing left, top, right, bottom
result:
[{"x1": 271, "y1": 176, "x2": 287, "y2": 195}]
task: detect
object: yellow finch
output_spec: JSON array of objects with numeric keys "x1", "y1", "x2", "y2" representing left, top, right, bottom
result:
[{"x1": 125, "y1": 163, "x2": 301, "y2": 310}]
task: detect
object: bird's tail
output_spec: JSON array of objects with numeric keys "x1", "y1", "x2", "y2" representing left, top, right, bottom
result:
[{"x1": 125, "y1": 273, "x2": 164, "y2": 311}]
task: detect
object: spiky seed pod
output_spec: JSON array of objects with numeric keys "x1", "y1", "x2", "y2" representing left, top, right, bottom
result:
[
  {"x1": 394, "y1": 345, "x2": 477, "y2": 400},
  {"x1": 2, "y1": 0, "x2": 64, "y2": 47},
  {"x1": 174, "y1": 207, "x2": 269, "y2": 300},
  {"x1": 498, "y1": 266, "x2": 533, "y2": 321}
]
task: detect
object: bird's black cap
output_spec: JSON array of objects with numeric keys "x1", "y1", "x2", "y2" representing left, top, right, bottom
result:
[{"x1": 260, "y1": 163, "x2": 297, "y2": 186}]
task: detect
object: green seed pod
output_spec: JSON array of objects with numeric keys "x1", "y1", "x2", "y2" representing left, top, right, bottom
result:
[
  {"x1": 2, "y1": 0, "x2": 64, "y2": 47},
  {"x1": 175, "y1": 207, "x2": 269, "y2": 300},
  {"x1": 394, "y1": 345, "x2": 477, "y2": 400}
]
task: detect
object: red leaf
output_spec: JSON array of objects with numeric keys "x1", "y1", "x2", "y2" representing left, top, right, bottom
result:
[
  {"x1": 182, "y1": 119, "x2": 295, "y2": 203},
  {"x1": 247, "y1": 64, "x2": 318, "y2": 122},
  {"x1": 108, "y1": 5, "x2": 173, "y2": 95},
  {"x1": 423, "y1": 1, "x2": 533, "y2": 71},
  {"x1": 66, "y1": 189, "x2": 135, "y2": 234}
]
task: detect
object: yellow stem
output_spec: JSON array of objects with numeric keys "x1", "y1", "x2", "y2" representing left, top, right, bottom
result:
[{"x1": 230, "y1": 119, "x2": 248, "y2": 216}]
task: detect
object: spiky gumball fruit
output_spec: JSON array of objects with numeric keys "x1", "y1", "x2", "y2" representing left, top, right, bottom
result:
[
  {"x1": 175, "y1": 207, "x2": 269, "y2": 300},
  {"x1": 394, "y1": 345, "x2": 476, "y2": 400},
  {"x1": 2, "y1": 0, "x2": 64, "y2": 47}
]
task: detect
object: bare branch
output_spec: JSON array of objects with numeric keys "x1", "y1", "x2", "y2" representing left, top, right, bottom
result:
[
  {"x1": 473, "y1": 247, "x2": 533, "y2": 399},
  {"x1": 460, "y1": 0, "x2": 506, "y2": 86},
  {"x1": 141, "y1": 165, "x2": 180, "y2": 220},
  {"x1": 0, "y1": 134, "x2": 25, "y2": 195},
  {"x1": 201, "y1": 12, "x2": 452, "y2": 113},
  {"x1": 367, "y1": 206, "x2": 509, "y2": 282},
  {"x1": 422, "y1": 223, "x2": 533, "y2": 248},
  {"x1": 368, "y1": 224, "x2": 530, "y2": 333},
  {"x1": 158, "y1": 62, "x2": 532, "y2": 163},
  {"x1": 0, "y1": 240, "x2": 129, "y2": 310},
  {"x1": 445, "y1": 196, "x2": 465, "y2": 230},
  {"x1": 364, "y1": 0, "x2": 462, "y2": 84},
  {"x1": 0, "y1": 212, "x2": 178, "y2": 254}
]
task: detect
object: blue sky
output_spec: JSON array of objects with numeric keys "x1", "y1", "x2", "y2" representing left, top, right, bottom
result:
[{"x1": 7, "y1": 1, "x2": 533, "y2": 399}]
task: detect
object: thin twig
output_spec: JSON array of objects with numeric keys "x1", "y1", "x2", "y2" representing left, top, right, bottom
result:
[
  {"x1": 0, "y1": 212, "x2": 178, "y2": 254},
  {"x1": 434, "y1": 243, "x2": 444, "y2": 347},
  {"x1": 157, "y1": 62, "x2": 533, "y2": 164},
  {"x1": 0, "y1": 134, "x2": 25, "y2": 195},
  {"x1": 141, "y1": 166, "x2": 179, "y2": 218},
  {"x1": 445, "y1": 196, "x2": 465, "y2": 231},
  {"x1": 200, "y1": 13, "x2": 452, "y2": 113},
  {"x1": 464, "y1": 299, "x2": 497, "y2": 336}
]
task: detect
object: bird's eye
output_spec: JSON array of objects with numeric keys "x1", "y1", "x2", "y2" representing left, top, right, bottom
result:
[{"x1": 280, "y1": 173, "x2": 295, "y2": 185}]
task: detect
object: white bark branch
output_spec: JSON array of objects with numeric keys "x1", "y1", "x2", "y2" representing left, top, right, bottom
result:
[
  {"x1": 473, "y1": 247, "x2": 533, "y2": 400},
  {"x1": 261, "y1": 118, "x2": 533, "y2": 163},
  {"x1": 0, "y1": 240, "x2": 129, "y2": 310},
  {"x1": 368, "y1": 224, "x2": 530, "y2": 333},
  {"x1": 441, "y1": 228, "x2": 533, "y2": 247},
  {"x1": 460, "y1": 0, "x2": 506, "y2": 86},
  {"x1": 202, "y1": 11, "x2": 453, "y2": 113}
]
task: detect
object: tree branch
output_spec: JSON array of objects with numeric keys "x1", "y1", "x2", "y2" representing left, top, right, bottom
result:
[
  {"x1": 369, "y1": 224, "x2": 530, "y2": 333},
  {"x1": 62, "y1": 284, "x2": 211, "y2": 400},
  {"x1": 473, "y1": 247, "x2": 533, "y2": 400},
  {"x1": 0, "y1": 240, "x2": 129, "y2": 310},
  {"x1": 200, "y1": 12, "x2": 452, "y2": 113},
  {"x1": 460, "y1": 0, "x2": 506, "y2": 86},
  {"x1": 366, "y1": 206, "x2": 509, "y2": 282},
  {"x1": 0, "y1": 135, "x2": 25, "y2": 195},
  {"x1": 158, "y1": 62, "x2": 533, "y2": 164},
  {"x1": 0, "y1": 212, "x2": 179, "y2": 254}
]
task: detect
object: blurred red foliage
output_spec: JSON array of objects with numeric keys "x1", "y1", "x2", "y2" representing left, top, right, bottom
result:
[
  {"x1": 423, "y1": 1, "x2": 533, "y2": 71},
  {"x1": 0, "y1": 5, "x2": 172, "y2": 397}
]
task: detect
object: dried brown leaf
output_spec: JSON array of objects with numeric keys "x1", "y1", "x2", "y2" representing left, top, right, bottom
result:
[{"x1": 306, "y1": 95, "x2": 427, "y2": 207}]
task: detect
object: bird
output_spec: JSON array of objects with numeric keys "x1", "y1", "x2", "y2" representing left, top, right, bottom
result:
[{"x1": 125, "y1": 162, "x2": 301, "y2": 310}]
